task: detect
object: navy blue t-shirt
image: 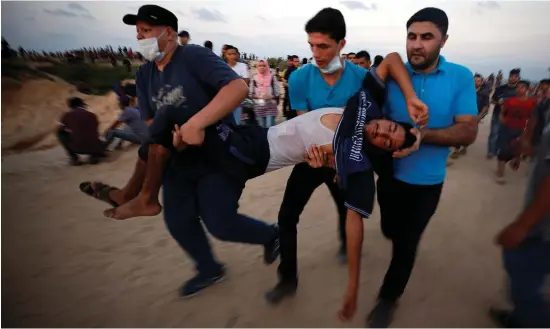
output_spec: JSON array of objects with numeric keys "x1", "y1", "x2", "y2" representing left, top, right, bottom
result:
[
  {"x1": 136, "y1": 45, "x2": 240, "y2": 122},
  {"x1": 136, "y1": 45, "x2": 241, "y2": 172}
]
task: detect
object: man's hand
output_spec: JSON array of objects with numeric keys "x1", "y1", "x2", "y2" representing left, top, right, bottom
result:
[
  {"x1": 305, "y1": 144, "x2": 328, "y2": 168},
  {"x1": 338, "y1": 286, "x2": 358, "y2": 322},
  {"x1": 179, "y1": 121, "x2": 205, "y2": 146},
  {"x1": 496, "y1": 221, "x2": 530, "y2": 250},
  {"x1": 172, "y1": 124, "x2": 187, "y2": 152},
  {"x1": 393, "y1": 128, "x2": 422, "y2": 158},
  {"x1": 520, "y1": 138, "x2": 534, "y2": 157},
  {"x1": 406, "y1": 97, "x2": 429, "y2": 127}
]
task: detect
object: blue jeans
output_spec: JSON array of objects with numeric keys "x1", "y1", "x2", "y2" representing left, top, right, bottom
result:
[
  {"x1": 105, "y1": 126, "x2": 144, "y2": 147},
  {"x1": 503, "y1": 237, "x2": 550, "y2": 327},
  {"x1": 233, "y1": 106, "x2": 243, "y2": 126},
  {"x1": 162, "y1": 162, "x2": 277, "y2": 275},
  {"x1": 257, "y1": 115, "x2": 275, "y2": 128},
  {"x1": 487, "y1": 110, "x2": 501, "y2": 156}
]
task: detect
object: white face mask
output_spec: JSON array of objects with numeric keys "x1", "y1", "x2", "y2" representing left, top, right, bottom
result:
[
  {"x1": 312, "y1": 52, "x2": 343, "y2": 74},
  {"x1": 138, "y1": 30, "x2": 166, "y2": 62}
]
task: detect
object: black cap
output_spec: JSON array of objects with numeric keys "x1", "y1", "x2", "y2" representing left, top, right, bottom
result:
[
  {"x1": 123, "y1": 5, "x2": 178, "y2": 32},
  {"x1": 178, "y1": 30, "x2": 189, "y2": 38}
]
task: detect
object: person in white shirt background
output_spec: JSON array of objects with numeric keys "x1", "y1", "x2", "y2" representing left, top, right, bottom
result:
[{"x1": 225, "y1": 45, "x2": 250, "y2": 125}]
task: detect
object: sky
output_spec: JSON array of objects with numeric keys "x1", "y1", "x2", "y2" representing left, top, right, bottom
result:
[{"x1": 1, "y1": 0, "x2": 550, "y2": 80}]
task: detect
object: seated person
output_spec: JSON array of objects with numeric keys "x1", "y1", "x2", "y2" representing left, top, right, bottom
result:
[
  {"x1": 103, "y1": 95, "x2": 148, "y2": 149},
  {"x1": 80, "y1": 52, "x2": 427, "y2": 221},
  {"x1": 57, "y1": 97, "x2": 106, "y2": 165}
]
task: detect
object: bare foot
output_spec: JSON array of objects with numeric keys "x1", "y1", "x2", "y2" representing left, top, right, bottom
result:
[{"x1": 103, "y1": 197, "x2": 162, "y2": 220}]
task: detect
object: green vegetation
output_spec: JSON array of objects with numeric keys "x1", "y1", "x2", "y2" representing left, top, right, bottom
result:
[
  {"x1": 266, "y1": 57, "x2": 287, "y2": 71},
  {"x1": 39, "y1": 63, "x2": 137, "y2": 95},
  {"x1": 1, "y1": 58, "x2": 51, "y2": 81},
  {"x1": 1, "y1": 58, "x2": 137, "y2": 95}
]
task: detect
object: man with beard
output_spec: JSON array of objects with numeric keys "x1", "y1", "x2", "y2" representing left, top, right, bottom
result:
[
  {"x1": 488, "y1": 69, "x2": 520, "y2": 159},
  {"x1": 351, "y1": 8, "x2": 478, "y2": 327}
]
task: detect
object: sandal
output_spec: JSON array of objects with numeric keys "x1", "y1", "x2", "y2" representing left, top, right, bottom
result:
[{"x1": 79, "y1": 181, "x2": 120, "y2": 207}]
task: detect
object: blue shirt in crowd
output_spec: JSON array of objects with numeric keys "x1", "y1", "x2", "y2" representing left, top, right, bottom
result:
[
  {"x1": 383, "y1": 56, "x2": 478, "y2": 185},
  {"x1": 288, "y1": 61, "x2": 367, "y2": 111}
]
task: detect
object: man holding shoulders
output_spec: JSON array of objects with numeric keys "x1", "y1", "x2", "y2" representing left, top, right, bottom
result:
[
  {"x1": 352, "y1": 8, "x2": 478, "y2": 327},
  {"x1": 265, "y1": 7, "x2": 371, "y2": 304}
]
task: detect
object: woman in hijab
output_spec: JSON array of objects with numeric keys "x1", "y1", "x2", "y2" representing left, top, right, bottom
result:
[{"x1": 249, "y1": 59, "x2": 281, "y2": 128}]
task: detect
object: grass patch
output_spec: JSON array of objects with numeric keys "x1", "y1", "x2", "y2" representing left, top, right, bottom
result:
[
  {"x1": 39, "y1": 63, "x2": 137, "y2": 95},
  {"x1": 1, "y1": 58, "x2": 51, "y2": 81}
]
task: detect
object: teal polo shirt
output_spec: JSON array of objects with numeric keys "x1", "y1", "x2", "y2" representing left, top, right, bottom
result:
[
  {"x1": 288, "y1": 62, "x2": 367, "y2": 111},
  {"x1": 383, "y1": 56, "x2": 478, "y2": 185}
]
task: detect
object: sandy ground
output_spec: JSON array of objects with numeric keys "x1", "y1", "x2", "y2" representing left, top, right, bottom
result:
[{"x1": 2, "y1": 116, "x2": 529, "y2": 327}]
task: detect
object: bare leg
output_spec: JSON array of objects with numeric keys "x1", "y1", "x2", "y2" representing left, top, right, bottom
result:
[
  {"x1": 92, "y1": 158, "x2": 146, "y2": 206},
  {"x1": 104, "y1": 144, "x2": 169, "y2": 219}
]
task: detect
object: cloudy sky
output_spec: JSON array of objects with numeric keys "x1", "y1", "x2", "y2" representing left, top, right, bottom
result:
[{"x1": 2, "y1": 0, "x2": 549, "y2": 80}]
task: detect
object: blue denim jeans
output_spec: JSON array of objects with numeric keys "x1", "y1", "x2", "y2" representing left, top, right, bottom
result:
[
  {"x1": 257, "y1": 115, "x2": 276, "y2": 128},
  {"x1": 503, "y1": 237, "x2": 550, "y2": 327},
  {"x1": 233, "y1": 106, "x2": 243, "y2": 126},
  {"x1": 487, "y1": 110, "x2": 501, "y2": 156}
]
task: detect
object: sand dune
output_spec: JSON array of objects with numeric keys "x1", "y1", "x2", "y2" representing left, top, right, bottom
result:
[{"x1": 1, "y1": 77, "x2": 121, "y2": 154}]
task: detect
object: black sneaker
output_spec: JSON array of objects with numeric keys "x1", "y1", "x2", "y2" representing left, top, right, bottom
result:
[
  {"x1": 265, "y1": 281, "x2": 297, "y2": 305},
  {"x1": 366, "y1": 299, "x2": 397, "y2": 328},
  {"x1": 488, "y1": 307, "x2": 518, "y2": 328},
  {"x1": 179, "y1": 266, "x2": 226, "y2": 298},
  {"x1": 336, "y1": 245, "x2": 347, "y2": 264},
  {"x1": 263, "y1": 224, "x2": 280, "y2": 265}
]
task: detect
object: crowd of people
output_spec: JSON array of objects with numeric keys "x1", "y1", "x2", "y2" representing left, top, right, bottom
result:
[{"x1": 44, "y1": 3, "x2": 550, "y2": 328}]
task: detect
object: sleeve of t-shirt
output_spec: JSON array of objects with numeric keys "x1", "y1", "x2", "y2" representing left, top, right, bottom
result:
[
  {"x1": 136, "y1": 66, "x2": 154, "y2": 121},
  {"x1": 363, "y1": 67, "x2": 386, "y2": 109},
  {"x1": 288, "y1": 68, "x2": 308, "y2": 111},
  {"x1": 452, "y1": 68, "x2": 478, "y2": 117},
  {"x1": 118, "y1": 108, "x2": 130, "y2": 123},
  {"x1": 492, "y1": 86, "x2": 502, "y2": 103},
  {"x1": 344, "y1": 170, "x2": 375, "y2": 219},
  {"x1": 239, "y1": 63, "x2": 249, "y2": 79},
  {"x1": 184, "y1": 45, "x2": 241, "y2": 91}
]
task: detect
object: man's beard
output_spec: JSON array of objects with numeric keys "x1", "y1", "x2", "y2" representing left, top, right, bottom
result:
[{"x1": 408, "y1": 48, "x2": 441, "y2": 71}]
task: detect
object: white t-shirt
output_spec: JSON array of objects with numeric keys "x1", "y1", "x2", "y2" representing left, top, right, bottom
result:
[
  {"x1": 265, "y1": 107, "x2": 343, "y2": 172},
  {"x1": 230, "y1": 62, "x2": 249, "y2": 79}
]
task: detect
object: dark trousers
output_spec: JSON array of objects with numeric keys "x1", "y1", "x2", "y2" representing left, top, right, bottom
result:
[
  {"x1": 282, "y1": 88, "x2": 296, "y2": 120},
  {"x1": 277, "y1": 163, "x2": 347, "y2": 283},
  {"x1": 138, "y1": 105, "x2": 277, "y2": 275},
  {"x1": 56, "y1": 128, "x2": 105, "y2": 160},
  {"x1": 162, "y1": 164, "x2": 277, "y2": 275},
  {"x1": 376, "y1": 177, "x2": 443, "y2": 302},
  {"x1": 503, "y1": 237, "x2": 550, "y2": 327}
]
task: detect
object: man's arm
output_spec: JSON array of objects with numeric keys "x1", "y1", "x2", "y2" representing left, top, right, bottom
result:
[
  {"x1": 184, "y1": 46, "x2": 247, "y2": 129},
  {"x1": 374, "y1": 52, "x2": 415, "y2": 100},
  {"x1": 519, "y1": 105, "x2": 540, "y2": 156},
  {"x1": 422, "y1": 71, "x2": 478, "y2": 146},
  {"x1": 288, "y1": 69, "x2": 309, "y2": 116}
]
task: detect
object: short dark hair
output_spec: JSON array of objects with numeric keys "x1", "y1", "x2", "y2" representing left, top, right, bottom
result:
[
  {"x1": 347, "y1": 52, "x2": 356, "y2": 56},
  {"x1": 510, "y1": 68, "x2": 521, "y2": 76},
  {"x1": 355, "y1": 50, "x2": 371, "y2": 61},
  {"x1": 305, "y1": 7, "x2": 346, "y2": 42},
  {"x1": 178, "y1": 30, "x2": 189, "y2": 38},
  {"x1": 474, "y1": 73, "x2": 483, "y2": 79},
  {"x1": 517, "y1": 80, "x2": 530, "y2": 88},
  {"x1": 540, "y1": 79, "x2": 550, "y2": 85},
  {"x1": 373, "y1": 55, "x2": 383, "y2": 67},
  {"x1": 302, "y1": 57, "x2": 308, "y2": 65},
  {"x1": 204, "y1": 40, "x2": 213, "y2": 50},
  {"x1": 68, "y1": 97, "x2": 85, "y2": 109},
  {"x1": 406, "y1": 7, "x2": 449, "y2": 36},
  {"x1": 225, "y1": 45, "x2": 238, "y2": 53},
  {"x1": 397, "y1": 122, "x2": 417, "y2": 150},
  {"x1": 289, "y1": 55, "x2": 299, "y2": 60},
  {"x1": 119, "y1": 95, "x2": 131, "y2": 107}
]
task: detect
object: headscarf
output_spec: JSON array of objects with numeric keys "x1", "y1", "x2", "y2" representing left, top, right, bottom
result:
[{"x1": 255, "y1": 59, "x2": 272, "y2": 96}]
